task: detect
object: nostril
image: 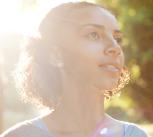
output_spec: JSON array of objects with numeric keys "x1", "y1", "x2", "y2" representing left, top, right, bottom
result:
[
  {"x1": 108, "y1": 49, "x2": 116, "y2": 54},
  {"x1": 105, "y1": 46, "x2": 121, "y2": 56}
]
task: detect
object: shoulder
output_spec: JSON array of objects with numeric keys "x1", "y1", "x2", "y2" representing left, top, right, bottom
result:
[
  {"x1": 1, "y1": 117, "x2": 49, "y2": 137},
  {"x1": 117, "y1": 120, "x2": 149, "y2": 137},
  {"x1": 105, "y1": 115, "x2": 148, "y2": 137},
  {"x1": 124, "y1": 122, "x2": 149, "y2": 137},
  {"x1": 1, "y1": 119, "x2": 33, "y2": 137}
]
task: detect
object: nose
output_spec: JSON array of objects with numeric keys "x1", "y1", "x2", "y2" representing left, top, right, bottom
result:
[{"x1": 104, "y1": 40, "x2": 122, "y2": 57}]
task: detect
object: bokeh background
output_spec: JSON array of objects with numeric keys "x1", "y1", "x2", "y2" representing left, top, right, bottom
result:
[{"x1": 0, "y1": 0, "x2": 153, "y2": 136}]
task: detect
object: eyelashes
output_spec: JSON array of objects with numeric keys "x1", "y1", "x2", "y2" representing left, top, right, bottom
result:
[
  {"x1": 114, "y1": 37, "x2": 122, "y2": 44},
  {"x1": 113, "y1": 31, "x2": 123, "y2": 44}
]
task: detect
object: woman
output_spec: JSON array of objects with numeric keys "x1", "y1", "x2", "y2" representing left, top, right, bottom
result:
[{"x1": 1, "y1": 1, "x2": 148, "y2": 137}]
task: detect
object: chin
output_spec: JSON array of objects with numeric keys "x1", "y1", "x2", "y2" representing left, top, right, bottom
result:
[
  {"x1": 95, "y1": 77, "x2": 119, "y2": 91},
  {"x1": 108, "y1": 76, "x2": 120, "y2": 88}
]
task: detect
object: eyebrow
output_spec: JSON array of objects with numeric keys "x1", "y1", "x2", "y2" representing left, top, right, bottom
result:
[{"x1": 79, "y1": 23, "x2": 105, "y2": 31}]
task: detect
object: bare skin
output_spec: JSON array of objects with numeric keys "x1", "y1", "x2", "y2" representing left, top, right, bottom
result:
[{"x1": 42, "y1": 6, "x2": 124, "y2": 137}]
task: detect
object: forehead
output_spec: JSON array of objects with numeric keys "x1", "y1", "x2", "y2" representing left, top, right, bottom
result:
[{"x1": 68, "y1": 6, "x2": 120, "y2": 32}]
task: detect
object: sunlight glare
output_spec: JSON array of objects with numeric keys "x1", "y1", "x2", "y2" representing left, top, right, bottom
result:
[
  {"x1": 0, "y1": 0, "x2": 21, "y2": 34},
  {"x1": 0, "y1": 0, "x2": 80, "y2": 37}
]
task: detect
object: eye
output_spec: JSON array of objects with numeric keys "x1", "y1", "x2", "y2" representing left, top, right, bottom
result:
[
  {"x1": 113, "y1": 31, "x2": 123, "y2": 44},
  {"x1": 114, "y1": 37, "x2": 122, "y2": 44},
  {"x1": 86, "y1": 32, "x2": 100, "y2": 41}
]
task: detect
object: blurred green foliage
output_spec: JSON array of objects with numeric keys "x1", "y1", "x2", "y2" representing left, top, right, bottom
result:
[{"x1": 93, "y1": 0, "x2": 153, "y2": 123}]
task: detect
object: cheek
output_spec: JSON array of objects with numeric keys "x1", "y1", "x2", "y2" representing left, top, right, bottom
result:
[
  {"x1": 74, "y1": 42, "x2": 103, "y2": 82},
  {"x1": 120, "y1": 51, "x2": 125, "y2": 66},
  {"x1": 78, "y1": 41, "x2": 105, "y2": 61}
]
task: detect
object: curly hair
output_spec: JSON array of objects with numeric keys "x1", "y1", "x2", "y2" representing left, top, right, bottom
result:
[{"x1": 14, "y1": 1, "x2": 130, "y2": 109}]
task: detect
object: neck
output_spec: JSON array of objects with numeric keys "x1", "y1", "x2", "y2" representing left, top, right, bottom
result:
[{"x1": 43, "y1": 70, "x2": 105, "y2": 137}]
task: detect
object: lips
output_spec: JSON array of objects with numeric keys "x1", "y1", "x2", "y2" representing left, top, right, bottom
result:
[
  {"x1": 103, "y1": 64, "x2": 120, "y2": 72},
  {"x1": 98, "y1": 63, "x2": 122, "y2": 73}
]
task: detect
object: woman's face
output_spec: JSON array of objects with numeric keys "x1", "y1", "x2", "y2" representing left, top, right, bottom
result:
[{"x1": 60, "y1": 6, "x2": 124, "y2": 92}]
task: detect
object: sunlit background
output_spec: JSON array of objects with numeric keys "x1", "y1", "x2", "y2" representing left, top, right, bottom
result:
[{"x1": 0, "y1": 0, "x2": 153, "y2": 136}]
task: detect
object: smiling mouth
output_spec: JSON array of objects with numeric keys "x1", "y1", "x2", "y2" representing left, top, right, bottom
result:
[{"x1": 98, "y1": 64, "x2": 121, "y2": 73}]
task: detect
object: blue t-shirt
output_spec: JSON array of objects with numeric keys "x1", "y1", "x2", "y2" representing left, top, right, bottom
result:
[
  {"x1": 31, "y1": 116, "x2": 148, "y2": 137},
  {"x1": 1, "y1": 116, "x2": 148, "y2": 137}
]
